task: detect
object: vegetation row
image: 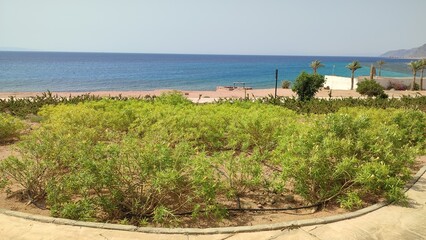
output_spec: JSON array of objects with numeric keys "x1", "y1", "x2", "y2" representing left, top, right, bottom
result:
[{"x1": 1, "y1": 91, "x2": 426, "y2": 118}]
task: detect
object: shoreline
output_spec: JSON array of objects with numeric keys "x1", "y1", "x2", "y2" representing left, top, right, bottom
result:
[{"x1": 0, "y1": 88, "x2": 424, "y2": 101}]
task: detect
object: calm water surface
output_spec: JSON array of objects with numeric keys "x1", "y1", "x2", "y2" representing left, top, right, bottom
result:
[{"x1": 0, "y1": 51, "x2": 412, "y2": 92}]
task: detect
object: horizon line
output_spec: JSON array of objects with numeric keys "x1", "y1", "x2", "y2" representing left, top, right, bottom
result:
[{"x1": 0, "y1": 49, "x2": 388, "y2": 58}]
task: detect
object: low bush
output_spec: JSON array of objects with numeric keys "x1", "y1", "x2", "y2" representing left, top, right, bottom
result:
[
  {"x1": 281, "y1": 80, "x2": 291, "y2": 89},
  {"x1": 291, "y1": 72, "x2": 325, "y2": 101},
  {"x1": 389, "y1": 81, "x2": 408, "y2": 91},
  {"x1": 0, "y1": 91, "x2": 105, "y2": 118},
  {"x1": 249, "y1": 95, "x2": 426, "y2": 114},
  {"x1": 413, "y1": 83, "x2": 420, "y2": 91},
  {"x1": 0, "y1": 113, "x2": 24, "y2": 142},
  {"x1": 356, "y1": 79, "x2": 387, "y2": 98},
  {"x1": 275, "y1": 107, "x2": 424, "y2": 208}
]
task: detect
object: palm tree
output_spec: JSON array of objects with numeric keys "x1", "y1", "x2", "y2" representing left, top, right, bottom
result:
[
  {"x1": 346, "y1": 61, "x2": 362, "y2": 90},
  {"x1": 408, "y1": 61, "x2": 421, "y2": 90},
  {"x1": 376, "y1": 60, "x2": 385, "y2": 77},
  {"x1": 310, "y1": 60, "x2": 324, "y2": 74},
  {"x1": 419, "y1": 59, "x2": 425, "y2": 90}
]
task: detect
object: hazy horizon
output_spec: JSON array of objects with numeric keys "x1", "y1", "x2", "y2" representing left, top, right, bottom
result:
[
  {"x1": 0, "y1": 48, "x2": 408, "y2": 58},
  {"x1": 1, "y1": 0, "x2": 425, "y2": 56}
]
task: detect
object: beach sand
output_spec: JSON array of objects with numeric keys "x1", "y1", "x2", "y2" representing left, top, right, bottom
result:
[{"x1": 0, "y1": 88, "x2": 424, "y2": 102}]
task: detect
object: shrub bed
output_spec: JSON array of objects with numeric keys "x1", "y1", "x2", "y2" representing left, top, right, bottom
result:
[
  {"x1": 2, "y1": 92, "x2": 426, "y2": 118},
  {"x1": 0, "y1": 93, "x2": 425, "y2": 226},
  {"x1": 254, "y1": 95, "x2": 426, "y2": 114}
]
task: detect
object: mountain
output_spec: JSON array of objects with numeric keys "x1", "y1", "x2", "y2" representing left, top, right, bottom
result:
[{"x1": 381, "y1": 44, "x2": 426, "y2": 58}]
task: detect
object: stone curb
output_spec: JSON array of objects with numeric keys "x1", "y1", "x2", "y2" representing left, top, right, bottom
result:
[{"x1": 1, "y1": 165, "x2": 425, "y2": 235}]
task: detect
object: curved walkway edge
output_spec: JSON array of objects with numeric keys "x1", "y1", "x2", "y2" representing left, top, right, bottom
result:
[{"x1": 0, "y1": 165, "x2": 425, "y2": 239}]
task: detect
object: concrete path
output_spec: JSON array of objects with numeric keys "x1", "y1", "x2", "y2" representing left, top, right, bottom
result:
[{"x1": 1, "y1": 168, "x2": 425, "y2": 240}]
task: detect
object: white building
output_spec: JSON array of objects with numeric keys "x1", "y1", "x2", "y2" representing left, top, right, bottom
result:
[{"x1": 324, "y1": 75, "x2": 358, "y2": 90}]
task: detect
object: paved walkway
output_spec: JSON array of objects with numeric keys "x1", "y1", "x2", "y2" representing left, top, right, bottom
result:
[{"x1": 1, "y1": 167, "x2": 425, "y2": 240}]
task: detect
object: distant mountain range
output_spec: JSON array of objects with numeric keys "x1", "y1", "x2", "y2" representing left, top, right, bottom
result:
[{"x1": 381, "y1": 44, "x2": 426, "y2": 59}]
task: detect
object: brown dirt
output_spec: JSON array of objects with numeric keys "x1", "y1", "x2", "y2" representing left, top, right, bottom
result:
[{"x1": 0, "y1": 145, "x2": 14, "y2": 160}]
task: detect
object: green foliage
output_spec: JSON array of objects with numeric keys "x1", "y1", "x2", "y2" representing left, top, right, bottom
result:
[
  {"x1": 53, "y1": 199, "x2": 96, "y2": 221},
  {"x1": 153, "y1": 206, "x2": 177, "y2": 225},
  {"x1": 276, "y1": 107, "x2": 423, "y2": 206},
  {"x1": 338, "y1": 192, "x2": 363, "y2": 210},
  {"x1": 0, "y1": 113, "x2": 25, "y2": 142},
  {"x1": 291, "y1": 72, "x2": 325, "y2": 101},
  {"x1": 0, "y1": 156, "x2": 47, "y2": 199},
  {"x1": 3, "y1": 92, "x2": 426, "y2": 119},
  {"x1": 154, "y1": 91, "x2": 192, "y2": 105},
  {"x1": 0, "y1": 91, "x2": 104, "y2": 118},
  {"x1": 346, "y1": 61, "x2": 362, "y2": 72},
  {"x1": 281, "y1": 80, "x2": 291, "y2": 89},
  {"x1": 391, "y1": 110, "x2": 426, "y2": 150},
  {"x1": 356, "y1": 79, "x2": 387, "y2": 98},
  {"x1": 0, "y1": 93, "x2": 424, "y2": 226},
  {"x1": 310, "y1": 60, "x2": 324, "y2": 74},
  {"x1": 252, "y1": 95, "x2": 426, "y2": 114},
  {"x1": 413, "y1": 83, "x2": 420, "y2": 91}
]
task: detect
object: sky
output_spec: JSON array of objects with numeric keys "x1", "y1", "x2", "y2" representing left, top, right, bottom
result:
[{"x1": 1, "y1": 0, "x2": 425, "y2": 56}]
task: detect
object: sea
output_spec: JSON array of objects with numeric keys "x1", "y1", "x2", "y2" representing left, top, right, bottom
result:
[{"x1": 0, "y1": 51, "x2": 413, "y2": 92}]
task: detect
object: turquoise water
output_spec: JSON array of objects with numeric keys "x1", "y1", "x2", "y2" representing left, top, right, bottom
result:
[{"x1": 0, "y1": 51, "x2": 412, "y2": 92}]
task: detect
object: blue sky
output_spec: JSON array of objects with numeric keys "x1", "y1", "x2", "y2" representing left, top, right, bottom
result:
[{"x1": 1, "y1": 0, "x2": 425, "y2": 56}]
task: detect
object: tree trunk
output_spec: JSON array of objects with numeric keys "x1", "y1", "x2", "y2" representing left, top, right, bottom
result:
[
  {"x1": 421, "y1": 68, "x2": 424, "y2": 90},
  {"x1": 351, "y1": 71, "x2": 354, "y2": 90},
  {"x1": 379, "y1": 67, "x2": 382, "y2": 77},
  {"x1": 313, "y1": 68, "x2": 317, "y2": 74},
  {"x1": 412, "y1": 73, "x2": 416, "y2": 90}
]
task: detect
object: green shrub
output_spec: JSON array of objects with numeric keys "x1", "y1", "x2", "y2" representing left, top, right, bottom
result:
[
  {"x1": 391, "y1": 110, "x2": 426, "y2": 150},
  {"x1": 276, "y1": 107, "x2": 423, "y2": 205},
  {"x1": 154, "y1": 91, "x2": 192, "y2": 105},
  {"x1": 413, "y1": 83, "x2": 420, "y2": 91},
  {"x1": 356, "y1": 79, "x2": 387, "y2": 98},
  {"x1": 0, "y1": 91, "x2": 104, "y2": 118},
  {"x1": 281, "y1": 80, "x2": 291, "y2": 89},
  {"x1": 251, "y1": 95, "x2": 426, "y2": 114},
  {"x1": 338, "y1": 192, "x2": 363, "y2": 210},
  {"x1": 291, "y1": 72, "x2": 325, "y2": 101},
  {"x1": 0, "y1": 113, "x2": 24, "y2": 142}
]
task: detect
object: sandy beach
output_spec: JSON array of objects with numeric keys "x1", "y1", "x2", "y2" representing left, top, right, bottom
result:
[{"x1": 0, "y1": 88, "x2": 424, "y2": 102}]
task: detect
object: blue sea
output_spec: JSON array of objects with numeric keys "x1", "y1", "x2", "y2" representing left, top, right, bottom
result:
[{"x1": 0, "y1": 51, "x2": 413, "y2": 92}]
